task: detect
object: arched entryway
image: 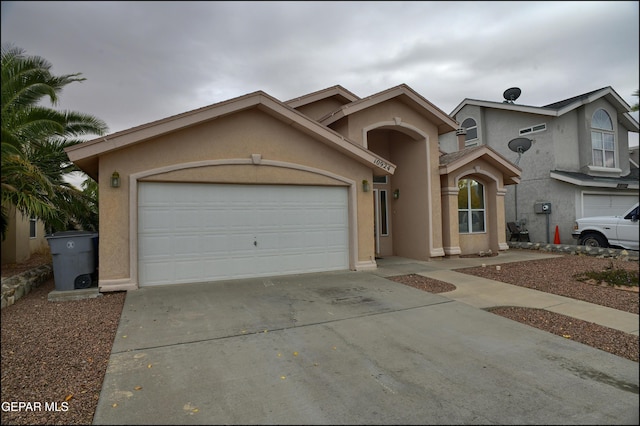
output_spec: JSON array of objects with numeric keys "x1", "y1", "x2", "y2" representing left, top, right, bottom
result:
[{"x1": 364, "y1": 121, "x2": 441, "y2": 260}]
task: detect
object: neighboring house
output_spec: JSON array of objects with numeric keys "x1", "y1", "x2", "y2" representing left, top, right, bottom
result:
[
  {"x1": 66, "y1": 84, "x2": 520, "y2": 292},
  {"x1": 440, "y1": 87, "x2": 640, "y2": 245},
  {"x1": 1, "y1": 205, "x2": 48, "y2": 265}
]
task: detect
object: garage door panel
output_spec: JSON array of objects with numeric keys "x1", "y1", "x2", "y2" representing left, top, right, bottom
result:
[
  {"x1": 139, "y1": 208, "x2": 174, "y2": 232},
  {"x1": 583, "y1": 194, "x2": 639, "y2": 217},
  {"x1": 140, "y1": 261, "x2": 174, "y2": 285},
  {"x1": 201, "y1": 235, "x2": 232, "y2": 253},
  {"x1": 139, "y1": 235, "x2": 173, "y2": 259},
  {"x1": 174, "y1": 210, "x2": 204, "y2": 231},
  {"x1": 138, "y1": 183, "x2": 349, "y2": 286},
  {"x1": 174, "y1": 235, "x2": 205, "y2": 256},
  {"x1": 174, "y1": 259, "x2": 205, "y2": 281}
]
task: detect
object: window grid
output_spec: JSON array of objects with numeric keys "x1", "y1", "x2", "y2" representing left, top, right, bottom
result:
[
  {"x1": 461, "y1": 118, "x2": 478, "y2": 144},
  {"x1": 591, "y1": 109, "x2": 615, "y2": 168},
  {"x1": 458, "y1": 179, "x2": 486, "y2": 234}
]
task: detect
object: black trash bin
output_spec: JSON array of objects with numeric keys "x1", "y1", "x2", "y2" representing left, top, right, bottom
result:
[{"x1": 46, "y1": 231, "x2": 98, "y2": 291}]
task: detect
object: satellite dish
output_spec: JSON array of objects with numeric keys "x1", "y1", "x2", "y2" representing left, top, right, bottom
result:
[
  {"x1": 503, "y1": 87, "x2": 521, "y2": 103},
  {"x1": 508, "y1": 137, "x2": 532, "y2": 154}
]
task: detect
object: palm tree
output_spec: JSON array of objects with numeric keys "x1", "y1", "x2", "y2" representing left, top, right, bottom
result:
[
  {"x1": 631, "y1": 90, "x2": 639, "y2": 112},
  {"x1": 1, "y1": 44, "x2": 108, "y2": 239}
]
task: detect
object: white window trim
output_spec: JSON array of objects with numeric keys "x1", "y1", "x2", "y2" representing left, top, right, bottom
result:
[
  {"x1": 461, "y1": 118, "x2": 478, "y2": 145},
  {"x1": 458, "y1": 179, "x2": 486, "y2": 234},
  {"x1": 591, "y1": 109, "x2": 616, "y2": 169}
]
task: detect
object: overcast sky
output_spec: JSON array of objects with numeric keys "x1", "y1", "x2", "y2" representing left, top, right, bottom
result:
[{"x1": 2, "y1": 1, "x2": 639, "y2": 148}]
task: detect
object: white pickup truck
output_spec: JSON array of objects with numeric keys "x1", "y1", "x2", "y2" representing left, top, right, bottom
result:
[{"x1": 572, "y1": 202, "x2": 639, "y2": 250}]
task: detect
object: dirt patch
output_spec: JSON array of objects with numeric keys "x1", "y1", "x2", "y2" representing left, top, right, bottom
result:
[{"x1": 1, "y1": 252, "x2": 53, "y2": 279}]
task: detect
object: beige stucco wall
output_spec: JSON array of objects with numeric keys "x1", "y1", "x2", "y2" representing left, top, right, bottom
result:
[
  {"x1": 1, "y1": 205, "x2": 48, "y2": 265},
  {"x1": 98, "y1": 108, "x2": 376, "y2": 289},
  {"x1": 331, "y1": 99, "x2": 445, "y2": 259}
]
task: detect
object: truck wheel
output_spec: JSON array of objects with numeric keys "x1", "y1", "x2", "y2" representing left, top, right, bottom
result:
[{"x1": 579, "y1": 233, "x2": 608, "y2": 248}]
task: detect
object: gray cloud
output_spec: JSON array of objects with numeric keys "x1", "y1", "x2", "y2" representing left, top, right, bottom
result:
[{"x1": 2, "y1": 0, "x2": 638, "y2": 143}]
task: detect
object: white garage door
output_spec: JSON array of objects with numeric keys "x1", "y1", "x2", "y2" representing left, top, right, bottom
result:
[
  {"x1": 138, "y1": 183, "x2": 349, "y2": 286},
  {"x1": 582, "y1": 194, "x2": 639, "y2": 218}
]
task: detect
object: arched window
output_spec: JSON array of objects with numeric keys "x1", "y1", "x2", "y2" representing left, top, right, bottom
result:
[
  {"x1": 458, "y1": 178, "x2": 485, "y2": 233},
  {"x1": 591, "y1": 109, "x2": 615, "y2": 168},
  {"x1": 461, "y1": 118, "x2": 478, "y2": 144}
]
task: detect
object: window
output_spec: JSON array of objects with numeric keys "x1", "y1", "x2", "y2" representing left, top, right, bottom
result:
[
  {"x1": 591, "y1": 109, "x2": 615, "y2": 168},
  {"x1": 458, "y1": 179, "x2": 485, "y2": 233},
  {"x1": 379, "y1": 190, "x2": 388, "y2": 235},
  {"x1": 29, "y1": 217, "x2": 37, "y2": 239},
  {"x1": 373, "y1": 176, "x2": 388, "y2": 184},
  {"x1": 461, "y1": 118, "x2": 478, "y2": 144},
  {"x1": 519, "y1": 123, "x2": 546, "y2": 135}
]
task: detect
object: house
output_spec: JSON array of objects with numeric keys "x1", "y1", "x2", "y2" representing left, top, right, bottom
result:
[
  {"x1": 1, "y1": 206, "x2": 48, "y2": 265},
  {"x1": 65, "y1": 84, "x2": 520, "y2": 291},
  {"x1": 440, "y1": 87, "x2": 640, "y2": 244}
]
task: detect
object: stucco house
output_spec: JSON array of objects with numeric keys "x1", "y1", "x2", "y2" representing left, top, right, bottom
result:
[
  {"x1": 440, "y1": 86, "x2": 639, "y2": 244},
  {"x1": 66, "y1": 84, "x2": 520, "y2": 291},
  {"x1": 1, "y1": 206, "x2": 48, "y2": 265}
]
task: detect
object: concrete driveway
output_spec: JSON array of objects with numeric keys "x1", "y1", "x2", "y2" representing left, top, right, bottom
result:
[{"x1": 93, "y1": 268, "x2": 639, "y2": 425}]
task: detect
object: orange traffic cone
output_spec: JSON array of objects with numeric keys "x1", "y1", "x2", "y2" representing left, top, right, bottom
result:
[{"x1": 553, "y1": 225, "x2": 560, "y2": 244}]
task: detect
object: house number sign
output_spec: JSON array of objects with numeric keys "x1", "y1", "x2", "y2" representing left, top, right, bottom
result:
[{"x1": 373, "y1": 158, "x2": 392, "y2": 171}]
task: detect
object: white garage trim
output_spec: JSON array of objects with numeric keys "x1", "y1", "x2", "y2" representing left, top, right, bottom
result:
[{"x1": 101, "y1": 158, "x2": 360, "y2": 289}]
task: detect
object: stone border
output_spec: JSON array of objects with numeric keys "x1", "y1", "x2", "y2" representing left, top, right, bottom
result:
[
  {"x1": 1, "y1": 264, "x2": 53, "y2": 310},
  {"x1": 508, "y1": 242, "x2": 639, "y2": 261}
]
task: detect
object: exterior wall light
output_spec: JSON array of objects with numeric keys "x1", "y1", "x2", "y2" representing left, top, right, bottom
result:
[
  {"x1": 362, "y1": 180, "x2": 370, "y2": 192},
  {"x1": 393, "y1": 189, "x2": 400, "y2": 199},
  {"x1": 110, "y1": 171, "x2": 121, "y2": 188}
]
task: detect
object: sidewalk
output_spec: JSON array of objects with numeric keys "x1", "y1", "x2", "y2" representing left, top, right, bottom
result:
[{"x1": 372, "y1": 251, "x2": 639, "y2": 336}]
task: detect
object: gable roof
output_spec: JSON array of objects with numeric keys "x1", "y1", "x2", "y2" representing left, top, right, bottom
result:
[
  {"x1": 319, "y1": 84, "x2": 459, "y2": 135},
  {"x1": 285, "y1": 85, "x2": 360, "y2": 109},
  {"x1": 439, "y1": 145, "x2": 521, "y2": 185},
  {"x1": 65, "y1": 90, "x2": 397, "y2": 180},
  {"x1": 450, "y1": 86, "x2": 639, "y2": 132}
]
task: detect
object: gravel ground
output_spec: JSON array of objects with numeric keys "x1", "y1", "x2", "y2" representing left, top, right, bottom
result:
[
  {"x1": 1, "y1": 251, "x2": 639, "y2": 425},
  {"x1": 1, "y1": 278, "x2": 125, "y2": 425}
]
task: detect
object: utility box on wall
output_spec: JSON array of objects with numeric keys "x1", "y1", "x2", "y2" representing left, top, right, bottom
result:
[{"x1": 534, "y1": 202, "x2": 552, "y2": 214}]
